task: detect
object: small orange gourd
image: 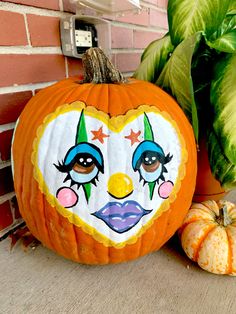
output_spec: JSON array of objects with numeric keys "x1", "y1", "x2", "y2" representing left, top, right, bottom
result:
[
  {"x1": 179, "y1": 200, "x2": 236, "y2": 275},
  {"x1": 12, "y1": 48, "x2": 197, "y2": 264}
]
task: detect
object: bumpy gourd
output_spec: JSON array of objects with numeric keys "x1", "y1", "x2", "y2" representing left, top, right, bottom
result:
[
  {"x1": 179, "y1": 200, "x2": 236, "y2": 275},
  {"x1": 12, "y1": 48, "x2": 197, "y2": 264}
]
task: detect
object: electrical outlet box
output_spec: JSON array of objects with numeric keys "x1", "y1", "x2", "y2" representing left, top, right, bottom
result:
[
  {"x1": 60, "y1": 16, "x2": 111, "y2": 58},
  {"x1": 75, "y1": 30, "x2": 92, "y2": 47}
]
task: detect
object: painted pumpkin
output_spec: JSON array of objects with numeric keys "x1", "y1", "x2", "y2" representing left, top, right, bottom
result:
[
  {"x1": 12, "y1": 48, "x2": 197, "y2": 264},
  {"x1": 179, "y1": 200, "x2": 236, "y2": 275}
]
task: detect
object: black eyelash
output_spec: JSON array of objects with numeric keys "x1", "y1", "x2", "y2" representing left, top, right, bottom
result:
[
  {"x1": 138, "y1": 164, "x2": 168, "y2": 186},
  {"x1": 63, "y1": 174, "x2": 79, "y2": 189},
  {"x1": 139, "y1": 175, "x2": 165, "y2": 186},
  {"x1": 165, "y1": 153, "x2": 173, "y2": 164},
  {"x1": 54, "y1": 156, "x2": 104, "y2": 174},
  {"x1": 90, "y1": 174, "x2": 99, "y2": 186},
  {"x1": 62, "y1": 172, "x2": 100, "y2": 190},
  {"x1": 63, "y1": 174, "x2": 71, "y2": 183},
  {"x1": 155, "y1": 153, "x2": 173, "y2": 165},
  {"x1": 54, "y1": 160, "x2": 68, "y2": 173}
]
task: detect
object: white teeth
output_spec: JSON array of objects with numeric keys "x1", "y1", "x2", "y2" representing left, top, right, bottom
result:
[
  {"x1": 111, "y1": 214, "x2": 137, "y2": 221},
  {"x1": 111, "y1": 217, "x2": 122, "y2": 220}
]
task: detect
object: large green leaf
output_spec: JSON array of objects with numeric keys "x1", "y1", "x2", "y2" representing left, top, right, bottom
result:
[
  {"x1": 207, "y1": 129, "x2": 236, "y2": 190},
  {"x1": 210, "y1": 53, "x2": 236, "y2": 166},
  {"x1": 227, "y1": 0, "x2": 236, "y2": 15},
  {"x1": 168, "y1": 0, "x2": 231, "y2": 45},
  {"x1": 133, "y1": 35, "x2": 174, "y2": 83},
  {"x1": 207, "y1": 14, "x2": 236, "y2": 53},
  {"x1": 207, "y1": 30, "x2": 236, "y2": 53},
  {"x1": 157, "y1": 32, "x2": 202, "y2": 140}
]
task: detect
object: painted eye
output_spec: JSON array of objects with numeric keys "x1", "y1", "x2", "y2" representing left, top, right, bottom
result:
[
  {"x1": 135, "y1": 150, "x2": 163, "y2": 183},
  {"x1": 55, "y1": 143, "x2": 104, "y2": 185},
  {"x1": 70, "y1": 153, "x2": 99, "y2": 184},
  {"x1": 141, "y1": 151, "x2": 161, "y2": 172},
  {"x1": 72, "y1": 154, "x2": 96, "y2": 174},
  {"x1": 132, "y1": 141, "x2": 172, "y2": 184}
]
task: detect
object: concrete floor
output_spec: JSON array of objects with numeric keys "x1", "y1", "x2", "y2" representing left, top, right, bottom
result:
[{"x1": 1, "y1": 190, "x2": 236, "y2": 314}]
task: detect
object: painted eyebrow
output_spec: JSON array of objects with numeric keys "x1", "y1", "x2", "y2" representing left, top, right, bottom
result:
[
  {"x1": 132, "y1": 140, "x2": 165, "y2": 169},
  {"x1": 64, "y1": 142, "x2": 103, "y2": 166}
]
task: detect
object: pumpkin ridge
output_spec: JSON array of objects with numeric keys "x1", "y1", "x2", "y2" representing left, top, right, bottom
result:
[
  {"x1": 225, "y1": 228, "x2": 233, "y2": 274},
  {"x1": 193, "y1": 225, "x2": 218, "y2": 262},
  {"x1": 151, "y1": 200, "x2": 171, "y2": 250},
  {"x1": 179, "y1": 218, "x2": 217, "y2": 234},
  {"x1": 201, "y1": 201, "x2": 219, "y2": 215},
  {"x1": 70, "y1": 218, "x2": 81, "y2": 262}
]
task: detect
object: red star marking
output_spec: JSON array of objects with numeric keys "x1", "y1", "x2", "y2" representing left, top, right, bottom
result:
[
  {"x1": 125, "y1": 129, "x2": 141, "y2": 146},
  {"x1": 91, "y1": 126, "x2": 109, "y2": 144}
]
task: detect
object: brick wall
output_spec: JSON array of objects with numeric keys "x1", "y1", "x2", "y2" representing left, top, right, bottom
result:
[{"x1": 0, "y1": 0, "x2": 168, "y2": 238}]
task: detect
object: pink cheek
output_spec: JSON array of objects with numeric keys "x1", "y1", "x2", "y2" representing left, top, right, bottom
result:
[
  {"x1": 56, "y1": 187, "x2": 78, "y2": 208},
  {"x1": 158, "y1": 181, "x2": 174, "y2": 199}
]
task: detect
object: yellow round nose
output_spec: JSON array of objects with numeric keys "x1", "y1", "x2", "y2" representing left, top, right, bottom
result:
[{"x1": 107, "y1": 173, "x2": 133, "y2": 199}]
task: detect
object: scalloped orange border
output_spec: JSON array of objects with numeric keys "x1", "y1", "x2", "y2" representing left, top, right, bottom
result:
[{"x1": 32, "y1": 101, "x2": 188, "y2": 248}]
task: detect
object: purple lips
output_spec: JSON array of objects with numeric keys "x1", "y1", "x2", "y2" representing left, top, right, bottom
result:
[{"x1": 92, "y1": 201, "x2": 152, "y2": 233}]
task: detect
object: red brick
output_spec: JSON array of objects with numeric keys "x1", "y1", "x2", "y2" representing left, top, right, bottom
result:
[
  {"x1": 67, "y1": 57, "x2": 83, "y2": 78},
  {"x1": 133, "y1": 30, "x2": 164, "y2": 49},
  {"x1": 111, "y1": 26, "x2": 133, "y2": 49},
  {"x1": 0, "y1": 130, "x2": 14, "y2": 161},
  {"x1": 0, "y1": 167, "x2": 14, "y2": 197},
  {"x1": 115, "y1": 53, "x2": 142, "y2": 73},
  {"x1": 62, "y1": 0, "x2": 76, "y2": 13},
  {"x1": 149, "y1": 9, "x2": 168, "y2": 29},
  {"x1": 0, "y1": 201, "x2": 13, "y2": 231},
  {"x1": 157, "y1": 0, "x2": 168, "y2": 8},
  {"x1": 115, "y1": 10, "x2": 149, "y2": 26},
  {"x1": 27, "y1": 15, "x2": 60, "y2": 47},
  {"x1": 0, "y1": 55, "x2": 66, "y2": 88},
  {"x1": 2, "y1": 0, "x2": 60, "y2": 11},
  {"x1": 0, "y1": 11, "x2": 27, "y2": 46},
  {"x1": 0, "y1": 91, "x2": 32, "y2": 124},
  {"x1": 10, "y1": 196, "x2": 21, "y2": 220}
]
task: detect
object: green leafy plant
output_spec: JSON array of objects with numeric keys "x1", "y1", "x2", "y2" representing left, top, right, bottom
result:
[{"x1": 134, "y1": 0, "x2": 236, "y2": 190}]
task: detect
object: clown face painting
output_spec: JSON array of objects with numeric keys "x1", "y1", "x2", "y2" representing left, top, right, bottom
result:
[{"x1": 32, "y1": 101, "x2": 187, "y2": 247}]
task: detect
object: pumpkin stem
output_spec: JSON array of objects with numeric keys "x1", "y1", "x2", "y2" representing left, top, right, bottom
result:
[
  {"x1": 82, "y1": 47, "x2": 126, "y2": 84},
  {"x1": 217, "y1": 204, "x2": 231, "y2": 227}
]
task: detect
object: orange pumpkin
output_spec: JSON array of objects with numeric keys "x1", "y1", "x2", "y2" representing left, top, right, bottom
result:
[
  {"x1": 12, "y1": 48, "x2": 197, "y2": 264},
  {"x1": 179, "y1": 200, "x2": 236, "y2": 275}
]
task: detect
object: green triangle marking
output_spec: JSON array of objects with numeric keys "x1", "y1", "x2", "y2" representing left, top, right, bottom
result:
[
  {"x1": 83, "y1": 183, "x2": 91, "y2": 203},
  {"x1": 148, "y1": 181, "x2": 156, "y2": 200},
  {"x1": 76, "y1": 109, "x2": 88, "y2": 144},
  {"x1": 75, "y1": 110, "x2": 91, "y2": 202},
  {"x1": 144, "y1": 113, "x2": 155, "y2": 199},
  {"x1": 144, "y1": 113, "x2": 154, "y2": 141}
]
